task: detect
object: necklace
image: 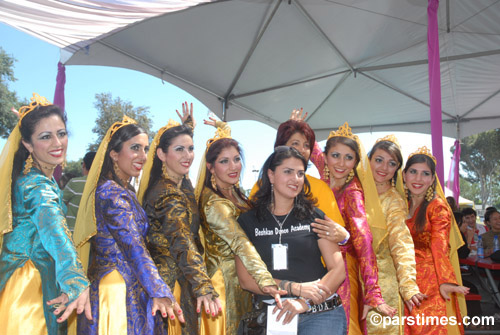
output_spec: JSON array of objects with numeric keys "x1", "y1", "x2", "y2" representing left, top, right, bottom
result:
[
  {"x1": 375, "y1": 181, "x2": 390, "y2": 187},
  {"x1": 269, "y1": 207, "x2": 293, "y2": 244}
]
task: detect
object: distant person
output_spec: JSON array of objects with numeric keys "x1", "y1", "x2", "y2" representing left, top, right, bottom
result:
[
  {"x1": 446, "y1": 196, "x2": 459, "y2": 212},
  {"x1": 462, "y1": 207, "x2": 487, "y2": 254},
  {"x1": 480, "y1": 208, "x2": 500, "y2": 254},
  {"x1": 63, "y1": 151, "x2": 96, "y2": 234},
  {"x1": 59, "y1": 172, "x2": 76, "y2": 190},
  {"x1": 484, "y1": 207, "x2": 498, "y2": 230}
]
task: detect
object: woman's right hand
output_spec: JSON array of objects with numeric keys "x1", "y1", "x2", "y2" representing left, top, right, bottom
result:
[
  {"x1": 49, "y1": 287, "x2": 92, "y2": 323},
  {"x1": 176, "y1": 101, "x2": 196, "y2": 128},
  {"x1": 196, "y1": 294, "x2": 222, "y2": 317},
  {"x1": 404, "y1": 292, "x2": 427, "y2": 312},
  {"x1": 273, "y1": 298, "x2": 308, "y2": 325},
  {"x1": 289, "y1": 108, "x2": 308, "y2": 121},
  {"x1": 203, "y1": 116, "x2": 218, "y2": 128},
  {"x1": 152, "y1": 297, "x2": 185, "y2": 322},
  {"x1": 297, "y1": 280, "x2": 330, "y2": 305}
]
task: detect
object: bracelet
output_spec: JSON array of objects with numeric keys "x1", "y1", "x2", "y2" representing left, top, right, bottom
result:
[
  {"x1": 279, "y1": 280, "x2": 288, "y2": 291},
  {"x1": 287, "y1": 281, "x2": 293, "y2": 296},
  {"x1": 338, "y1": 231, "x2": 350, "y2": 246}
]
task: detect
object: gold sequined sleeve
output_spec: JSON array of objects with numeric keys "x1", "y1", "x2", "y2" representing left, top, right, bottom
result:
[
  {"x1": 204, "y1": 195, "x2": 275, "y2": 289},
  {"x1": 153, "y1": 188, "x2": 217, "y2": 297},
  {"x1": 383, "y1": 190, "x2": 420, "y2": 301}
]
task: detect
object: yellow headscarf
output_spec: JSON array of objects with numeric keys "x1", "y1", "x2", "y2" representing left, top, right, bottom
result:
[
  {"x1": 73, "y1": 115, "x2": 137, "y2": 273},
  {"x1": 0, "y1": 93, "x2": 52, "y2": 254}
]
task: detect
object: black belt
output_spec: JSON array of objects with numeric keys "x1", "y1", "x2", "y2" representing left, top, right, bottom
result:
[{"x1": 304, "y1": 294, "x2": 342, "y2": 314}]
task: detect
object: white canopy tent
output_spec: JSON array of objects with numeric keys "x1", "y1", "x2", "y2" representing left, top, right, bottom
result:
[{"x1": 1, "y1": 0, "x2": 500, "y2": 141}]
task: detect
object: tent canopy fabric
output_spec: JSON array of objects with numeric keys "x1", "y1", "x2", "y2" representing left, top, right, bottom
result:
[{"x1": 2, "y1": 0, "x2": 500, "y2": 140}]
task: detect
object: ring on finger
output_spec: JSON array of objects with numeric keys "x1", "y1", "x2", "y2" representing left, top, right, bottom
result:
[
  {"x1": 318, "y1": 289, "x2": 324, "y2": 295},
  {"x1": 326, "y1": 231, "x2": 330, "y2": 236}
]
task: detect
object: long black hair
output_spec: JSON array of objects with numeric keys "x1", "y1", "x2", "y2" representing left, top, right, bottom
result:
[
  {"x1": 143, "y1": 124, "x2": 193, "y2": 200},
  {"x1": 12, "y1": 104, "x2": 67, "y2": 194},
  {"x1": 252, "y1": 146, "x2": 315, "y2": 221},
  {"x1": 403, "y1": 154, "x2": 437, "y2": 232},
  {"x1": 368, "y1": 140, "x2": 403, "y2": 186},
  {"x1": 100, "y1": 123, "x2": 146, "y2": 189},
  {"x1": 203, "y1": 137, "x2": 250, "y2": 209}
]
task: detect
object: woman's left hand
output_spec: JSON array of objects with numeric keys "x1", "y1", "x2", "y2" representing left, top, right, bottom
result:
[
  {"x1": 289, "y1": 108, "x2": 308, "y2": 121},
  {"x1": 176, "y1": 101, "x2": 196, "y2": 128},
  {"x1": 404, "y1": 292, "x2": 427, "y2": 312},
  {"x1": 273, "y1": 298, "x2": 308, "y2": 325},
  {"x1": 261, "y1": 285, "x2": 287, "y2": 309},
  {"x1": 439, "y1": 283, "x2": 469, "y2": 300},
  {"x1": 196, "y1": 294, "x2": 222, "y2": 317},
  {"x1": 311, "y1": 217, "x2": 348, "y2": 243},
  {"x1": 48, "y1": 287, "x2": 93, "y2": 323},
  {"x1": 362, "y1": 303, "x2": 397, "y2": 320}
]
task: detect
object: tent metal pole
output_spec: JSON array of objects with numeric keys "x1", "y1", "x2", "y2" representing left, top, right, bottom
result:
[
  {"x1": 294, "y1": 0, "x2": 355, "y2": 73},
  {"x1": 222, "y1": 99, "x2": 226, "y2": 122},
  {"x1": 224, "y1": 0, "x2": 282, "y2": 99},
  {"x1": 358, "y1": 49, "x2": 500, "y2": 72},
  {"x1": 230, "y1": 69, "x2": 350, "y2": 100},
  {"x1": 461, "y1": 87, "x2": 500, "y2": 119},
  {"x1": 446, "y1": 0, "x2": 451, "y2": 33},
  {"x1": 306, "y1": 71, "x2": 351, "y2": 122}
]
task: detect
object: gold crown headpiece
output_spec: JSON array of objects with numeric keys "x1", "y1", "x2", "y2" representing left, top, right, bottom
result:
[
  {"x1": 408, "y1": 146, "x2": 437, "y2": 164},
  {"x1": 18, "y1": 93, "x2": 52, "y2": 125},
  {"x1": 206, "y1": 126, "x2": 232, "y2": 149},
  {"x1": 109, "y1": 115, "x2": 137, "y2": 138},
  {"x1": 154, "y1": 119, "x2": 181, "y2": 146},
  {"x1": 375, "y1": 134, "x2": 401, "y2": 148},
  {"x1": 327, "y1": 122, "x2": 357, "y2": 141}
]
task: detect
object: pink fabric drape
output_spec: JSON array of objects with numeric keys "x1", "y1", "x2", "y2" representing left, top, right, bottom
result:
[
  {"x1": 428, "y1": 0, "x2": 445, "y2": 184},
  {"x1": 53, "y1": 62, "x2": 66, "y2": 182},
  {"x1": 446, "y1": 140, "x2": 461, "y2": 201}
]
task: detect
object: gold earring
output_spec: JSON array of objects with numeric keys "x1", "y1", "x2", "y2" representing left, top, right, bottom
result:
[
  {"x1": 345, "y1": 170, "x2": 355, "y2": 184},
  {"x1": 425, "y1": 186, "x2": 434, "y2": 202},
  {"x1": 60, "y1": 157, "x2": 67, "y2": 170},
  {"x1": 323, "y1": 165, "x2": 330, "y2": 181},
  {"x1": 235, "y1": 180, "x2": 240, "y2": 189},
  {"x1": 211, "y1": 174, "x2": 218, "y2": 191},
  {"x1": 391, "y1": 178, "x2": 396, "y2": 187},
  {"x1": 113, "y1": 160, "x2": 120, "y2": 176},
  {"x1": 23, "y1": 154, "x2": 33, "y2": 175},
  {"x1": 162, "y1": 163, "x2": 169, "y2": 180}
]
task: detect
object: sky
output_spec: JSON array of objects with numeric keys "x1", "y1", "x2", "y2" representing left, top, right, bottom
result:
[{"x1": 0, "y1": 22, "x2": 456, "y2": 190}]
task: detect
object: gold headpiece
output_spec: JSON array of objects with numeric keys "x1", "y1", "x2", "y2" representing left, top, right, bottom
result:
[
  {"x1": 18, "y1": 93, "x2": 52, "y2": 124},
  {"x1": 327, "y1": 122, "x2": 357, "y2": 141},
  {"x1": 206, "y1": 126, "x2": 231, "y2": 149},
  {"x1": 375, "y1": 134, "x2": 401, "y2": 148},
  {"x1": 153, "y1": 119, "x2": 180, "y2": 147},
  {"x1": 408, "y1": 146, "x2": 437, "y2": 164},
  {"x1": 109, "y1": 115, "x2": 137, "y2": 138}
]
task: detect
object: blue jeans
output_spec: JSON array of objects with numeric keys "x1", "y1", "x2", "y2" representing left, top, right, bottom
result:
[{"x1": 298, "y1": 305, "x2": 346, "y2": 335}]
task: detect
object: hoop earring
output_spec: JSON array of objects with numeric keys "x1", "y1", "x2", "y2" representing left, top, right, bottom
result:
[
  {"x1": 425, "y1": 186, "x2": 434, "y2": 202},
  {"x1": 211, "y1": 174, "x2": 218, "y2": 192},
  {"x1": 23, "y1": 154, "x2": 33, "y2": 175},
  {"x1": 323, "y1": 165, "x2": 330, "y2": 181},
  {"x1": 345, "y1": 170, "x2": 355, "y2": 184}
]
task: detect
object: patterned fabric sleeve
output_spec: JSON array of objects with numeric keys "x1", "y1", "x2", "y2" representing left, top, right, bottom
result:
[
  {"x1": 344, "y1": 184, "x2": 385, "y2": 307},
  {"x1": 24, "y1": 179, "x2": 89, "y2": 302},
  {"x1": 98, "y1": 185, "x2": 174, "y2": 301},
  {"x1": 310, "y1": 141, "x2": 326, "y2": 180},
  {"x1": 153, "y1": 188, "x2": 217, "y2": 297},
  {"x1": 384, "y1": 191, "x2": 420, "y2": 301},
  {"x1": 427, "y1": 198, "x2": 458, "y2": 285},
  {"x1": 204, "y1": 196, "x2": 275, "y2": 289}
]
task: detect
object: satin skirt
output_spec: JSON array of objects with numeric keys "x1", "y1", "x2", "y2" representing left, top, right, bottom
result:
[
  {"x1": 0, "y1": 259, "x2": 47, "y2": 335},
  {"x1": 97, "y1": 269, "x2": 127, "y2": 335}
]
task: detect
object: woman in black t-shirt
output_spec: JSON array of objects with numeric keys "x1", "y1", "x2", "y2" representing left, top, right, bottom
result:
[{"x1": 236, "y1": 146, "x2": 347, "y2": 334}]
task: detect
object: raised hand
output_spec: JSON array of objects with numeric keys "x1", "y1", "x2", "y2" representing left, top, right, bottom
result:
[
  {"x1": 176, "y1": 101, "x2": 196, "y2": 128},
  {"x1": 289, "y1": 108, "x2": 308, "y2": 122}
]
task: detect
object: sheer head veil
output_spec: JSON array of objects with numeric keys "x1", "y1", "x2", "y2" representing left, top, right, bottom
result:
[
  {"x1": 0, "y1": 93, "x2": 52, "y2": 254},
  {"x1": 73, "y1": 115, "x2": 137, "y2": 273}
]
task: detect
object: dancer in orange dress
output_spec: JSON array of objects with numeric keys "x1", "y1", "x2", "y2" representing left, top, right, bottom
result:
[{"x1": 403, "y1": 147, "x2": 468, "y2": 335}]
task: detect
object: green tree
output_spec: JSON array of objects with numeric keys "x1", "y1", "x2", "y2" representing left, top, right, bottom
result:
[
  {"x1": 457, "y1": 129, "x2": 500, "y2": 207},
  {"x1": 0, "y1": 47, "x2": 27, "y2": 138},
  {"x1": 64, "y1": 159, "x2": 83, "y2": 178},
  {"x1": 88, "y1": 93, "x2": 153, "y2": 151}
]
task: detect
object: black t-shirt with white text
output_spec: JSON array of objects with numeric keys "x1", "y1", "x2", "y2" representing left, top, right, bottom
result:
[{"x1": 238, "y1": 208, "x2": 327, "y2": 283}]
